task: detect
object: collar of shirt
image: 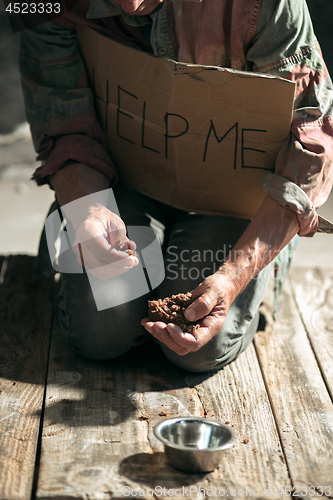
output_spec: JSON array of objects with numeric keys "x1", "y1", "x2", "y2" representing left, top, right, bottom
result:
[{"x1": 86, "y1": 0, "x2": 201, "y2": 26}]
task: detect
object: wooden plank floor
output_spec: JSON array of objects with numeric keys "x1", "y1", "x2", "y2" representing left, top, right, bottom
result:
[
  {"x1": 0, "y1": 256, "x2": 54, "y2": 500},
  {"x1": 0, "y1": 256, "x2": 332, "y2": 500}
]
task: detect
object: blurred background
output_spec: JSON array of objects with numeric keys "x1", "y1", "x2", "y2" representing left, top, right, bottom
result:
[{"x1": 0, "y1": 0, "x2": 332, "y2": 266}]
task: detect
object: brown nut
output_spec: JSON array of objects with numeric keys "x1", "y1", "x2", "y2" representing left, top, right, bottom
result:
[{"x1": 114, "y1": 239, "x2": 137, "y2": 257}]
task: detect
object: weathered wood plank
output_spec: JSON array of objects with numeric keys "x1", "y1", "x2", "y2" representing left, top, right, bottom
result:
[
  {"x1": 185, "y1": 343, "x2": 291, "y2": 497},
  {"x1": 35, "y1": 320, "x2": 203, "y2": 500},
  {"x1": 289, "y1": 267, "x2": 333, "y2": 400},
  {"x1": 254, "y1": 278, "x2": 333, "y2": 498},
  {"x1": 36, "y1": 309, "x2": 290, "y2": 499},
  {"x1": 0, "y1": 255, "x2": 54, "y2": 500}
]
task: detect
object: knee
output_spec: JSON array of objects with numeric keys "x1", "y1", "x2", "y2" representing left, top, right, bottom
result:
[
  {"x1": 159, "y1": 342, "x2": 241, "y2": 373},
  {"x1": 160, "y1": 309, "x2": 260, "y2": 372},
  {"x1": 55, "y1": 276, "x2": 149, "y2": 360},
  {"x1": 57, "y1": 302, "x2": 136, "y2": 360},
  {"x1": 68, "y1": 340, "x2": 129, "y2": 362},
  {"x1": 164, "y1": 354, "x2": 220, "y2": 373},
  {"x1": 159, "y1": 321, "x2": 257, "y2": 373},
  {"x1": 167, "y1": 312, "x2": 261, "y2": 373}
]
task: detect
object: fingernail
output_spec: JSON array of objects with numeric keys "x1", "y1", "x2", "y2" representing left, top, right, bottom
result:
[{"x1": 186, "y1": 309, "x2": 195, "y2": 321}]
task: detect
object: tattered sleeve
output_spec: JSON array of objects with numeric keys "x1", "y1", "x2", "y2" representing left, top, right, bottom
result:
[
  {"x1": 19, "y1": 20, "x2": 117, "y2": 185},
  {"x1": 246, "y1": 0, "x2": 333, "y2": 236}
]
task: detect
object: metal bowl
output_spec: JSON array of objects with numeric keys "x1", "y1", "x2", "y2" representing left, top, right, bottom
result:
[{"x1": 154, "y1": 417, "x2": 237, "y2": 473}]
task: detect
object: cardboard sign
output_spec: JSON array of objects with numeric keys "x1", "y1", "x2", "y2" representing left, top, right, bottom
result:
[{"x1": 77, "y1": 25, "x2": 295, "y2": 219}]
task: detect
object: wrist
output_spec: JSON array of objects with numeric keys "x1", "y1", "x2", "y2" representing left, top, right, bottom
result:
[
  {"x1": 50, "y1": 162, "x2": 110, "y2": 204},
  {"x1": 215, "y1": 256, "x2": 256, "y2": 298},
  {"x1": 50, "y1": 162, "x2": 111, "y2": 230},
  {"x1": 205, "y1": 265, "x2": 242, "y2": 305},
  {"x1": 63, "y1": 201, "x2": 110, "y2": 232}
]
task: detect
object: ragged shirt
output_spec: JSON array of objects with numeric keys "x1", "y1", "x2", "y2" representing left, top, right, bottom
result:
[{"x1": 19, "y1": 0, "x2": 333, "y2": 237}]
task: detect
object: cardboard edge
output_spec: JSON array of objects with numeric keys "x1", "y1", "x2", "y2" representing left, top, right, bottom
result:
[{"x1": 77, "y1": 25, "x2": 297, "y2": 88}]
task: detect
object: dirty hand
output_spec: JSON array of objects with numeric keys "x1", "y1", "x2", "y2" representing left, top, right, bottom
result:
[
  {"x1": 72, "y1": 206, "x2": 139, "y2": 280},
  {"x1": 141, "y1": 272, "x2": 237, "y2": 355}
]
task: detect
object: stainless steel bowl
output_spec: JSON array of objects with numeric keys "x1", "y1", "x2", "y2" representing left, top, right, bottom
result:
[{"x1": 154, "y1": 417, "x2": 237, "y2": 473}]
